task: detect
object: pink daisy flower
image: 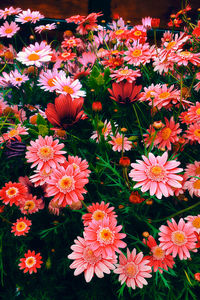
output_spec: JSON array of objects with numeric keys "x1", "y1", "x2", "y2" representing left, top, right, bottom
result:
[
  {"x1": 29, "y1": 168, "x2": 53, "y2": 187},
  {"x1": 142, "y1": 17, "x2": 152, "y2": 29},
  {"x1": 109, "y1": 133, "x2": 132, "y2": 152},
  {"x1": 185, "y1": 215, "x2": 200, "y2": 234},
  {"x1": 82, "y1": 201, "x2": 117, "y2": 226},
  {"x1": 153, "y1": 117, "x2": 182, "y2": 150},
  {"x1": 0, "y1": 71, "x2": 12, "y2": 87},
  {"x1": 19, "y1": 194, "x2": 44, "y2": 214},
  {"x1": 15, "y1": 9, "x2": 44, "y2": 24},
  {"x1": 9, "y1": 69, "x2": 29, "y2": 87},
  {"x1": 153, "y1": 84, "x2": 180, "y2": 110},
  {"x1": 194, "y1": 72, "x2": 200, "y2": 92},
  {"x1": 169, "y1": 50, "x2": 200, "y2": 66},
  {"x1": 61, "y1": 155, "x2": 91, "y2": 178},
  {"x1": 129, "y1": 151, "x2": 183, "y2": 199},
  {"x1": 158, "y1": 218, "x2": 197, "y2": 260},
  {"x1": 2, "y1": 124, "x2": 28, "y2": 142},
  {"x1": 19, "y1": 250, "x2": 43, "y2": 274},
  {"x1": 46, "y1": 164, "x2": 88, "y2": 207},
  {"x1": 139, "y1": 83, "x2": 161, "y2": 103},
  {"x1": 110, "y1": 67, "x2": 141, "y2": 83},
  {"x1": 184, "y1": 161, "x2": 200, "y2": 180},
  {"x1": 84, "y1": 217, "x2": 126, "y2": 258},
  {"x1": 68, "y1": 236, "x2": 117, "y2": 282},
  {"x1": 184, "y1": 178, "x2": 200, "y2": 197},
  {"x1": 0, "y1": 21, "x2": 20, "y2": 38},
  {"x1": 34, "y1": 23, "x2": 56, "y2": 34},
  {"x1": 114, "y1": 248, "x2": 152, "y2": 289},
  {"x1": 179, "y1": 111, "x2": 192, "y2": 125},
  {"x1": 91, "y1": 120, "x2": 113, "y2": 143},
  {"x1": 78, "y1": 52, "x2": 96, "y2": 68},
  {"x1": 37, "y1": 69, "x2": 65, "y2": 92},
  {"x1": 0, "y1": 97, "x2": 8, "y2": 115},
  {"x1": 0, "y1": 7, "x2": 21, "y2": 19},
  {"x1": 143, "y1": 235, "x2": 175, "y2": 273},
  {"x1": 11, "y1": 217, "x2": 32, "y2": 236},
  {"x1": 48, "y1": 199, "x2": 62, "y2": 216},
  {"x1": 185, "y1": 123, "x2": 200, "y2": 144},
  {"x1": 124, "y1": 42, "x2": 154, "y2": 66},
  {"x1": 187, "y1": 102, "x2": 200, "y2": 124},
  {"x1": 53, "y1": 74, "x2": 86, "y2": 98},
  {"x1": 26, "y1": 135, "x2": 66, "y2": 173}
]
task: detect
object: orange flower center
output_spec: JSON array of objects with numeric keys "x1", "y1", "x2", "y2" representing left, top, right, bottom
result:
[
  {"x1": 83, "y1": 247, "x2": 100, "y2": 264},
  {"x1": 72, "y1": 163, "x2": 79, "y2": 170},
  {"x1": 58, "y1": 176, "x2": 74, "y2": 193},
  {"x1": 115, "y1": 137, "x2": 123, "y2": 145},
  {"x1": 15, "y1": 77, "x2": 23, "y2": 82},
  {"x1": 180, "y1": 51, "x2": 191, "y2": 57},
  {"x1": 24, "y1": 16, "x2": 32, "y2": 21},
  {"x1": 8, "y1": 129, "x2": 18, "y2": 137},
  {"x1": 6, "y1": 187, "x2": 18, "y2": 198},
  {"x1": 24, "y1": 200, "x2": 35, "y2": 211},
  {"x1": 47, "y1": 78, "x2": 55, "y2": 87},
  {"x1": 97, "y1": 227, "x2": 114, "y2": 244},
  {"x1": 152, "y1": 246, "x2": 165, "y2": 260},
  {"x1": 5, "y1": 28, "x2": 13, "y2": 34},
  {"x1": 132, "y1": 49, "x2": 142, "y2": 57},
  {"x1": 166, "y1": 41, "x2": 176, "y2": 50},
  {"x1": 151, "y1": 166, "x2": 162, "y2": 176},
  {"x1": 194, "y1": 129, "x2": 200, "y2": 137},
  {"x1": 92, "y1": 210, "x2": 106, "y2": 221},
  {"x1": 115, "y1": 29, "x2": 124, "y2": 35},
  {"x1": 171, "y1": 230, "x2": 186, "y2": 246},
  {"x1": 119, "y1": 69, "x2": 131, "y2": 75},
  {"x1": 38, "y1": 146, "x2": 53, "y2": 161},
  {"x1": 124, "y1": 262, "x2": 138, "y2": 278},
  {"x1": 196, "y1": 108, "x2": 200, "y2": 115},
  {"x1": 195, "y1": 166, "x2": 200, "y2": 175},
  {"x1": 133, "y1": 30, "x2": 142, "y2": 36},
  {"x1": 192, "y1": 217, "x2": 200, "y2": 229},
  {"x1": 28, "y1": 53, "x2": 40, "y2": 61},
  {"x1": 193, "y1": 179, "x2": 200, "y2": 189},
  {"x1": 25, "y1": 256, "x2": 36, "y2": 268},
  {"x1": 63, "y1": 85, "x2": 74, "y2": 94},
  {"x1": 158, "y1": 92, "x2": 170, "y2": 99},
  {"x1": 161, "y1": 127, "x2": 171, "y2": 140},
  {"x1": 146, "y1": 90, "x2": 154, "y2": 98},
  {"x1": 16, "y1": 221, "x2": 27, "y2": 232}
]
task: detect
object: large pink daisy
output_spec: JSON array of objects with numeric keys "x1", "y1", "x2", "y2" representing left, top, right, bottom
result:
[
  {"x1": 84, "y1": 217, "x2": 126, "y2": 258},
  {"x1": 158, "y1": 218, "x2": 197, "y2": 260},
  {"x1": 129, "y1": 151, "x2": 183, "y2": 199},
  {"x1": 46, "y1": 164, "x2": 88, "y2": 207},
  {"x1": 124, "y1": 42, "x2": 154, "y2": 66},
  {"x1": 114, "y1": 248, "x2": 152, "y2": 289},
  {"x1": 82, "y1": 201, "x2": 117, "y2": 226},
  {"x1": 15, "y1": 9, "x2": 44, "y2": 24},
  {"x1": 0, "y1": 21, "x2": 20, "y2": 38},
  {"x1": 68, "y1": 236, "x2": 117, "y2": 282},
  {"x1": 26, "y1": 135, "x2": 66, "y2": 172}
]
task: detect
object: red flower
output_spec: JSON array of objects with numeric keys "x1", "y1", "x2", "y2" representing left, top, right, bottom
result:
[
  {"x1": 108, "y1": 82, "x2": 142, "y2": 104},
  {"x1": 119, "y1": 156, "x2": 131, "y2": 167},
  {"x1": 129, "y1": 191, "x2": 145, "y2": 204},
  {"x1": 19, "y1": 250, "x2": 43, "y2": 274},
  {"x1": 45, "y1": 94, "x2": 84, "y2": 129},
  {"x1": 11, "y1": 217, "x2": 32, "y2": 236},
  {"x1": 151, "y1": 18, "x2": 160, "y2": 28},
  {"x1": 92, "y1": 101, "x2": 102, "y2": 112},
  {"x1": 194, "y1": 232, "x2": 200, "y2": 248},
  {"x1": 0, "y1": 181, "x2": 28, "y2": 206}
]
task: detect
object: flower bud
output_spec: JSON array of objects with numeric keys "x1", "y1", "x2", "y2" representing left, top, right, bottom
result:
[
  {"x1": 119, "y1": 156, "x2": 131, "y2": 167},
  {"x1": 92, "y1": 101, "x2": 102, "y2": 112}
]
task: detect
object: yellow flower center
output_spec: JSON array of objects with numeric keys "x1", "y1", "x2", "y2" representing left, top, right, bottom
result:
[
  {"x1": 171, "y1": 230, "x2": 186, "y2": 246},
  {"x1": 132, "y1": 49, "x2": 142, "y2": 57},
  {"x1": 24, "y1": 16, "x2": 32, "y2": 21},
  {"x1": 119, "y1": 69, "x2": 131, "y2": 75},
  {"x1": 8, "y1": 129, "x2": 18, "y2": 137},
  {"x1": 92, "y1": 210, "x2": 106, "y2": 221},
  {"x1": 180, "y1": 51, "x2": 191, "y2": 57},
  {"x1": 98, "y1": 227, "x2": 114, "y2": 244},
  {"x1": 16, "y1": 221, "x2": 27, "y2": 232},
  {"x1": 25, "y1": 256, "x2": 36, "y2": 268},
  {"x1": 72, "y1": 163, "x2": 78, "y2": 170},
  {"x1": 47, "y1": 78, "x2": 55, "y2": 87},
  {"x1": 115, "y1": 137, "x2": 123, "y2": 145},
  {"x1": 152, "y1": 246, "x2": 165, "y2": 260},
  {"x1": 5, "y1": 28, "x2": 13, "y2": 34},
  {"x1": 196, "y1": 108, "x2": 200, "y2": 115},
  {"x1": 161, "y1": 127, "x2": 172, "y2": 140},
  {"x1": 146, "y1": 90, "x2": 154, "y2": 98},
  {"x1": 194, "y1": 129, "x2": 200, "y2": 138},
  {"x1": 115, "y1": 29, "x2": 124, "y2": 35},
  {"x1": 133, "y1": 30, "x2": 142, "y2": 36},
  {"x1": 6, "y1": 187, "x2": 18, "y2": 198},
  {"x1": 111, "y1": 50, "x2": 119, "y2": 55},
  {"x1": 58, "y1": 176, "x2": 74, "y2": 193},
  {"x1": 151, "y1": 166, "x2": 163, "y2": 176},
  {"x1": 24, "y1": 200, "x2": 35, "y2": 211},
  {"x1": 38, "y1": 146, "x2": 53, "y2": 161},
  {"x1": 166, "y1": 41, "x2": 176, "y2": 50},
  {"x1": 15, "y1": 77, "x2": 23, "y2": 82},
  {"x1": 193, "y1": 179, "x2": 200, "y2": 189},
  {"x1": 124, "y1": 262, "x2": 138, "y2": 278},
  {"x1": 158, "y1": 92, "x2": 170, "y2": 99},
  {"x1": 28, "y1": 53, "x2": 40, "y2": 61},
  {"x1": 192, "y1": 217, "x2": 200, "y2": 229},
  {"x1": 63, "y1": 85, "x2": 74, "y2": 94}
]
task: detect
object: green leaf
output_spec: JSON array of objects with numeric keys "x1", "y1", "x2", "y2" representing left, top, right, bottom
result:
[{"x1": 37, "y1": 113, "x2": 48, "y2": 126}]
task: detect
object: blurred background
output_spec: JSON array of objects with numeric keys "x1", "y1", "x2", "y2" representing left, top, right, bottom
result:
[{"x1": 0, "y1": 0, "x2": 200, "y2": 26}]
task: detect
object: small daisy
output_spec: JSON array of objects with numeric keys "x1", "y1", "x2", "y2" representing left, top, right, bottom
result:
[
  {"x1": 91, "y1": 120, "x2": 113, "y2": 143},
  {"x1": 184, "y1": 178, "x2": 200, "y2": 197},
  {"x1": 124, "y1": 42, "x2": 154, "y2": 66},
  {"x1": 185, "y1": 215, "x2": 200, "y2": 234},
  {"x1": 68, "y1": 236, "x2": 117, "y2": 282},
  {"x1": 82, "y1": 201, "x2": 117, "y2": 226},
  {"x1": 26, "y1": 135, "x2": 66, "y2": 173},
  {"x1": 48, "y1": 199, "x2": 62, "y2": 216},
  {"x1": 185, "y1": 123, "x2": 200, "y2": 144},
  {"x1": 62, "y1": 155, "x2": 91, "y2": 178},
  {"x1": 0, "y1": 7, "x2": 21, "y2": 19},
  {"x1": 9, "y1": 70, "x2": 29, "y2": 87},
  {"x1": 15, "y1": 9, "x2": 44, "y2": 24},
  {"x1": 53, "y1": 74, "x2": 86, "y2": 98},
  {"x1": 114, "y1": 248, "x2": 152, "y2": 289},
  {"x1": 19, "y1": 250, "x2": 43, "y2": 274},
  {"x1": 11, "y1": 217, "x2": 32, "y2": 236},
  {"x1": 187, "y1": 102, "x2": 200, "y2": 124},
  {"x1": 0, "y1": 181, "x2": 28, "y2": 206},
  {"x1": 2, "y1": 124, "x2": 28, "y2": 142},
  {"x1": 184, "y1": 161, "x2": 200, "y2": 180},
  {"x1": 109, "y1": 133, "x2": 132, "y2": 152},
  {"x1": 158, "y1": 218, "x2": 197, "y2": 260},
  {"x1": 19, "y1": 194, "x2": 44, "y2": 214},
  {"x1": 129, "y1": 152, "x2": 183, "y2": 199},
  {"x1": 29, "y1": 168, "x2": 53, "y2": 187},
  {"x1": 110, "y1": 67, "x2": 141, "y2": 83},
  {"x1": 0, "y1": 21, "x2": 20, "y2": 38},
  {"x1": 37, "y1": 69, "x2": 65, "y2": 92},
  {"x1": 34, "y1": 23, "x2": 56, "y2": 34}
]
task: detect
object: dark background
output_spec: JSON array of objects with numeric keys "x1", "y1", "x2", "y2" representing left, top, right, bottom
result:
[{"x1": 1, "y1": 0, "x2": 200, "y2": 26}]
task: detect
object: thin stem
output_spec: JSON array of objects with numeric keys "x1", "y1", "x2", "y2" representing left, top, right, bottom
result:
[{"x1": 81, "y1": 200, "x2": 88, "y2": 211}]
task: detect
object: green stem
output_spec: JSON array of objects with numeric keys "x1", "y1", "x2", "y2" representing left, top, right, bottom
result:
[{"x1": 81, "y1": 200, "x2": 88, "y2": 211}]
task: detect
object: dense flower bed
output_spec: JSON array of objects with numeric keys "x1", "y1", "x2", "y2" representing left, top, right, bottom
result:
[{"x1": 0, "y1": 4, "x2": 200, "y2": 299}]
